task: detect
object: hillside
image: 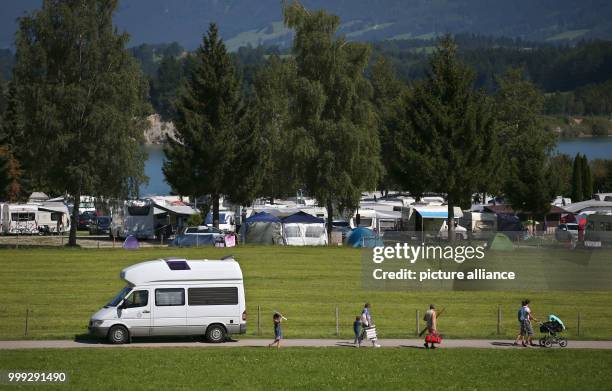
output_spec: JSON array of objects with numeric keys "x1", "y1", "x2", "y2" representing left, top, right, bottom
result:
[{"x1": 2, "y1": 0, "x2": 612, "y2": 50}]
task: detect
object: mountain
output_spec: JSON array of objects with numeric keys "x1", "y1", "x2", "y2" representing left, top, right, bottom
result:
[{"x1": 1, "y1": 0, "x2": 612, "y2": 50}]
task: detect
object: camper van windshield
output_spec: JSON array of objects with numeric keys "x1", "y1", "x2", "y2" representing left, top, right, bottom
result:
[{"x1": 106, "y1": 286, "x2": 132, "y2": 307}]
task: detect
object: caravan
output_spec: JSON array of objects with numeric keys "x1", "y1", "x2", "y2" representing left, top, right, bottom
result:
[
  {"x1": 2, "y1": 204, "x2": 39, "y2": 234},
  {"x1": 88, "y1": 257, "x2": 247, "y2": 344}
]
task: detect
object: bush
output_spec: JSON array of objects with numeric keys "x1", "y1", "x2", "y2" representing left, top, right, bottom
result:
[{"x1": 591, "y1": 119, "x2": 610, "y2": 137}]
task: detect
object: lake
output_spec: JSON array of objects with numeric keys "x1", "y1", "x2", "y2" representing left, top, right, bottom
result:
[{"x1": 140, "y1": 138, "x2": 612, "y2": 195}]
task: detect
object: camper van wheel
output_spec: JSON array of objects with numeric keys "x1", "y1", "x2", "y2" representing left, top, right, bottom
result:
[
  {"x1": 205, "y1": 325, "x2": 226, "y2": 343},
  {"x1": 108, "y1": 325, "x2": 129, "y2": 344}
]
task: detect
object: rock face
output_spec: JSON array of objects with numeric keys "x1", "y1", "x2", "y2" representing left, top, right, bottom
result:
[{"x1": 144, "y1": 114, "x2": 176, "y2": 144}]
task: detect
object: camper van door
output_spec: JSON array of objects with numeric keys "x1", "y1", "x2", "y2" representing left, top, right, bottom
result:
[
  {"x1": 119, "y1": 288, "x2": 152, "y2": 336},
  {"x1": 151, "y1": 287, "x2": 187, "y2": 335}
]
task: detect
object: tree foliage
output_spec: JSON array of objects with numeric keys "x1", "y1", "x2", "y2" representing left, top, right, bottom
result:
[
  {"x1": 8, "y1": 0, "x2": 150, "y2": 245},
  {"x1": 163, "y1": 23, "x2": 245, "y2": 227},
  {"x1": 282, "y1": 1, "x2": 382, "y2": 236},
  {"x1": 496, "y1": 68, "x2": 556, "y2": 219},
  {"x1": 391, "y1": 36, "x2": 497, "y2": 239}
]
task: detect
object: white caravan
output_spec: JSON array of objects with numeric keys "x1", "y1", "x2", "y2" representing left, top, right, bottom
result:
[
  {"x1": 88, "y1": 257, "x2": 247, "y2": 344},
  {"x1": 2, "y1": 204, "x2": 39, "y2": 234}
]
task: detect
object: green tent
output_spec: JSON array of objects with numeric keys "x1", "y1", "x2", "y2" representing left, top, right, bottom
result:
[{"x1": 488, "y1": 233, "x2": 514, "y2": 251}]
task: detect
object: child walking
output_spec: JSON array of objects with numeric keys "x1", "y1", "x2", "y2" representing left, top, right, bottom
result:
[
  {"x1": 268, "y1": 312, "x2": 283, "y2": 348},
  {"x1": 353, "y1": 316, "x2": 361, "y2": 347}
]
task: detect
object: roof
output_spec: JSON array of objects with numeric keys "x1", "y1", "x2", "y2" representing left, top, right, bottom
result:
[
  {"x1": 120, "y1": 259, "x2": 243, "y2": 285},
  {"x1": 246, "y1": 211, "x2": 281, "y2": 223},
  {"x1": 413, "y1": 205, "x2": 463, "y2": 219},
  {"x1": 282, "y1": 211, "x2": 324, "y2": 224},
  {"x1": 37, "y1": 202, "x2": 69, "y2": 213},
  {"x1": 562, "y1": 200, "x2": 612, "y2": 214},
  {"x1": 28, "y1": 192, "x2": 49, "y2": 202},
  {"x1": 151, "y1": 199, "x2": 198, "y2": 216},
  {"x1": 483, "y1": 204, "x2": 566, "y2": 215}
]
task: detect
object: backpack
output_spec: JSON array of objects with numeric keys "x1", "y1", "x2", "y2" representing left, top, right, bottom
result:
[{"x1": 518, "y1": 307, "x2": 525, "y2": 322}]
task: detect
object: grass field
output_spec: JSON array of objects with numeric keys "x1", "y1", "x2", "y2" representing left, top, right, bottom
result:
[
  {"x1": 1, "y1": 348, "x2": 611, "y2": 389},
  {"x1": 0, "y1": 246, "x2": 611, "y2": 340}
]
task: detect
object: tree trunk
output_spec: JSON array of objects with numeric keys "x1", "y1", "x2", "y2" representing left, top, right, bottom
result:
[
  {"x1": 447, "y1": 195, "x2": 455, "y2": 243},
  {"x1": 326, "y1": 199, "x2": 334, "y2": 245},
  {"x1": 212, "y1": 193, "x2": 220, "y2": 229},
  {"x1": 68, "y1": 193, "x2": 80, "y2": 247}
]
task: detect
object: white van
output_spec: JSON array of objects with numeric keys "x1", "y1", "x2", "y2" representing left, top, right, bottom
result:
[{"x1": 88, "y1": 257, "x2": 247, "y2": 344}]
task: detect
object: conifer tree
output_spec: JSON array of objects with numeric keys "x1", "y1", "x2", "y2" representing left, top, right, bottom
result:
[{"x1": 163, "y1": 23, "x2": 243, "y2": 227}]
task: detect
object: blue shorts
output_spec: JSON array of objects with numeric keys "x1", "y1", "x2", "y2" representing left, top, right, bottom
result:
[{"x1": 274, "y1": 325, "x2": 282, "y2": 340}]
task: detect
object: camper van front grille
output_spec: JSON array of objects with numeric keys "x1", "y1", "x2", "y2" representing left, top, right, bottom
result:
[{"x1": 188, "y1": 287, "x2": 238, "y2": 306}]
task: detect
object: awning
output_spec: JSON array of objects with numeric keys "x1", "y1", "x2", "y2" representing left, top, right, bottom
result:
[{"x1": 414, "y1": 206, "x2": 463, "y2": 219}]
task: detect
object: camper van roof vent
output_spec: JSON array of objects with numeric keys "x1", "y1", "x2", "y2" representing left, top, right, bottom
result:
[
  {"x1": 165, "y1": 260, "x2": 190, "y2": 270},
  {"x1": 221, "y1": 255, "x2": 235, "y2": 261}
]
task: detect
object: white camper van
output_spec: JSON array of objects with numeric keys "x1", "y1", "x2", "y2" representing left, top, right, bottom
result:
[
  {"x1": 111, "y1": 199, "x2": 155, "y2": 239},
  {"x1": 88, "y1": 257, "x2": 247, "y2": 344}
]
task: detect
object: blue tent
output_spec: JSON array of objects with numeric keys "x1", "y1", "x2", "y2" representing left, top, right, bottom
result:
[
  {"x1": 242, "y1": 212, "x2": 283, "y2": 245},
  {"x1": 346, "y1": 227, "x2": 384, "y2": 248},
  {"x1": 246, "y1": 212, "x2": 281, "y2": 223},
  {"x1": 282, "y1": 211, "x2": 324, "y2": 224}
]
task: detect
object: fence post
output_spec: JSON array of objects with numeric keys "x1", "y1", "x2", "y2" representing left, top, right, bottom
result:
[
  {"x1": 577, "y1": 312, "x2": 581, "y2": 336},
  {"x1": 416, "y1": 309, "x2": 420, "y2": 336},
  {"x1": 335, "y1": 305, "x2": 339, "y2": 337},
  {"x1": 24, "y1": 308, "x2": 29, "y2": 336},
  {"x1": 257, "y1": 305, "x2": 261, "y2": 336},
  {"x1": 497, "y1": 305, "x2": 502, "y2": 335}
]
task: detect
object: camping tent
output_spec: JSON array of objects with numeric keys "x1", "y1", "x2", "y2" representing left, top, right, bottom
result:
[
  {"x1": 488, "y1": 233, "x2": 514, "y2": 251},
  {"x1": 242, "y1": 212, "x2": 283, "y2": 245},
  {"x1": 346, "y1": 227, "x2": 384, "y2": 248},
  {"x1": 281, "y1": 211, "x2": 328, "y2": 246}
]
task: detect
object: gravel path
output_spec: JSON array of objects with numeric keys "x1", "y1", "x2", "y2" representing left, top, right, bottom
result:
[{"x1": 1, "y1": 339, "x2": 611, "y2": 350}]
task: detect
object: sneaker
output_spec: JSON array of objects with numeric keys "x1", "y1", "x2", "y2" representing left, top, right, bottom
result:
[{"x1": 374, "y1": 343, "x2": 381, "y2": 348}]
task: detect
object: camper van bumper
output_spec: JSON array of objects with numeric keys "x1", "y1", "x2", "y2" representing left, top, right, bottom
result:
[
  {"x1": 226, "y1": 323, "x2": 247, "y2": 335},
  {"x1": 88, "y1": 324, "x2": 110, "y2": 338}
]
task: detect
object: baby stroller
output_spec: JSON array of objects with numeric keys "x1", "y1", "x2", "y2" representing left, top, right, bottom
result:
[{"x1": 538, "y1": 314, "x2": 567, "y2": 348}]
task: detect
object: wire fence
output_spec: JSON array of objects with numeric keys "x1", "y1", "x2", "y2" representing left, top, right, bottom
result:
[{"x1": 4, "y1": 305, "x2": 595, "y2": 341}]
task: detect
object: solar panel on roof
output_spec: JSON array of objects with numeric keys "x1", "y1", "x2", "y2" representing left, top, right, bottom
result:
[{"x1": 166, "y1": 260, "x2": 190, "y2": 270}]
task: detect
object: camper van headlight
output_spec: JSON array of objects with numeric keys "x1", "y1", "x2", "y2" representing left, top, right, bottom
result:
[{"x1": 91, "y1": 320, "x2": 104, "y2": 327}]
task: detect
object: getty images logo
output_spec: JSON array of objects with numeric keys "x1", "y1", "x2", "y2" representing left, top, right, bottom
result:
[{"x1": 372, "y1": 243, "x2": 486, "y2": 264}]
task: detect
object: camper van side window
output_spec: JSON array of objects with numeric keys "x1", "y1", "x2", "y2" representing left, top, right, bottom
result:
[
  {"x1": 155, "y1": 288, "x2": 185, "y2": 306},
  {"x1": 124, "y1": 290, "x2": 148, "y2": 308},
  {"x1": 188, "y1": 287, "x2": 238, "y2": 306}
]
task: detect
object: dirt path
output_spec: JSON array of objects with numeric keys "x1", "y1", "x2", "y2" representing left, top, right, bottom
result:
[{"x1": 1, "y1": 339, "x2": 611, "y2": 350}]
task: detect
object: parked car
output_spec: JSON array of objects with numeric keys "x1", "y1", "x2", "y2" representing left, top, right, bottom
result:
[
  {"x1": 332, "y1": 220, "x2": 351, "y2": 241},
  {"x1": 170, "y1": 225, "x2": 225, "y2": 247},
  {"x1": 438, "y1": 220, "x2": 469, "y2": 240},
  {"x1": 89, "y1": 216, "x2": 112, "y2": 235},
  {"x1": 78, "y1": 211, "x2": 97, "y2": 230},
  {"x1": 555, "y1": 223, "x2": 579, "y2": 242}
]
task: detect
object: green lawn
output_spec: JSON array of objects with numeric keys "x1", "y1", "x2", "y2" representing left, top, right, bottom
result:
[
  {"x1": 1, "y1": 348, "x2": 611, "y2": 390},
  {"x1": 0, "y1": 246, "x2": 611, "y2": 340}
]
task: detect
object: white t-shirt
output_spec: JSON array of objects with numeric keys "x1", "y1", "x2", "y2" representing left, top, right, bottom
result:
[{"x1": 522, "y1": 305, "x2": 531, "y2": 321}]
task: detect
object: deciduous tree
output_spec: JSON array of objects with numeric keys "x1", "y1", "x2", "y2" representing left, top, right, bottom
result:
[{"x1": 8, "y1": 0, "x2": 150, "y2": 245}]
